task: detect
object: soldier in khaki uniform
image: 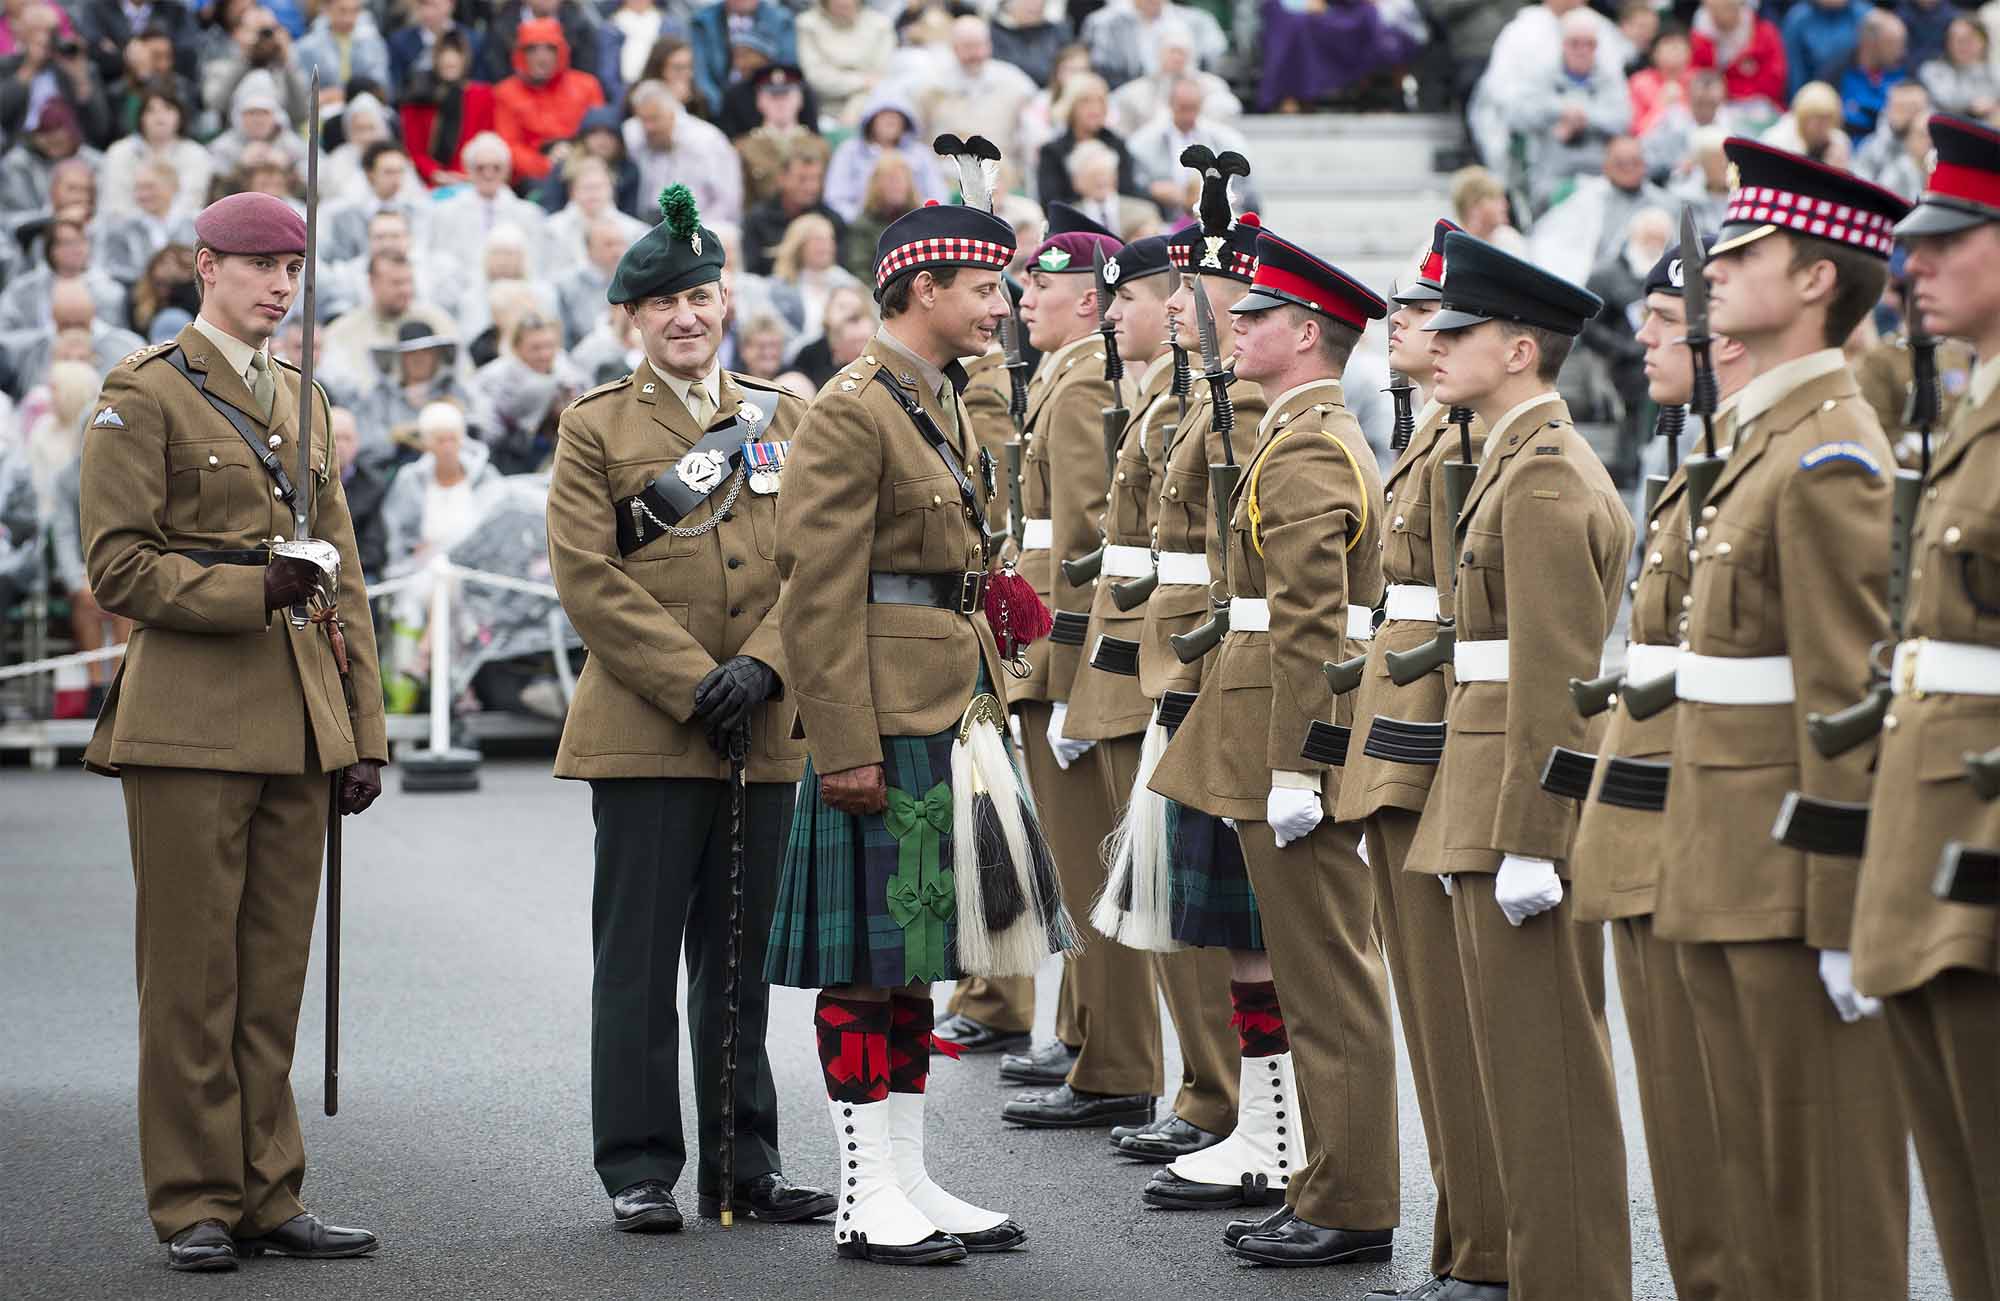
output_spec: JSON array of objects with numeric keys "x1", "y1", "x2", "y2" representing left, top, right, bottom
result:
[
  {"x1": 1656, "y1": 138, "x2": 1911, "y2": 1300},
  {"x1": 1411, "y1": 232, "x2": 1635, "y2": 1299},
  {"x1": 999, "y1": 204, "x2": 1165, "y2": 1129},
  {"x1": 80, "y1": 193, "x2": 387, "y2": 1272},
  {"x1": 1339, "y1": 221, "x2": 1509, "y2": 1301},
  {"x1": 1150, "y1": 231, "x2": 1400, "y2": 1268},
  {"x1": 546, "y1": 184, "x2": 834, "y2": 1233},
  {"x1": 1856, "y1": 114, "x2": 2000, "y2": 1301},
  {"x1": 1566, "y1": 241, "x2": 1757, "y2": 1301},
  {"x1": 1063, "y1": 233, "x2": 1239, "y2": 1160},
  {"x1": 1852, "y1": 311, "x2": 1973, "y2": 467}
]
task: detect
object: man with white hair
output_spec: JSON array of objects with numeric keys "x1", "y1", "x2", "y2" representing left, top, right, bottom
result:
[
  {"x1": 1508, "y1": 10, "x2": 1636, "y2": 209},
  {"x1": 1080, "y1": 0, "x2": 1228, "y2": 89},
  {"x1": 623, "y1": 80, "x2": 743, "y2": 230},
  {"x1": 557, "y1": 217, "x2": 629, "y2": 345},
  {"x1": 922, "y1": 17, "x2": 1037, "y2": 164},
  {"x1": 1469, "y1": 0, "x2": 1633, "y2": 168},
  {"x1": 425, "y1": 132, "x2": 547, "y2": 271},
  {"x1": 1067, "y1": 139, "x2": 1154, "y2": 238},
  {"x1": 544, "y1": 157, "x2": 649, "y2": 279},
  {"x1": 1126, "y1": 78, "x2": 1255, "y2": 215},
  {"x1": 1109, "y1": 23, "x2": 1241, "y2": 136}
]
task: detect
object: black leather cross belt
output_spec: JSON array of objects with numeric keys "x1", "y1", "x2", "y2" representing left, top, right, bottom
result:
[
  {"x1": 171, "y1": 547, "x2": 269, "y2": 566},
  {"x1": 868, "y1": 570, "x2": 986, "y2": 615}
]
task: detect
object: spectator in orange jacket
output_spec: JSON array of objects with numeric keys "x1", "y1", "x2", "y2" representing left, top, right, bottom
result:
[{"x1": 493, "y1": 17, "x2": 603, "y2": 184}]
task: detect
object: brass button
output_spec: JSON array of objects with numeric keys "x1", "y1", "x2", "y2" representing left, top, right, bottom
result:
[
  {"x1": 1393, "y1": 515, "x2": 1405, "y2": 528},
  {"x1": 1627, "y1": 580, "x2": 1639, "y2": 595},
  {"x1": 932, "y1": 493, "x2": 942, "y2": 506},
  {"x1": 1701, "y1": 505, "x2": 1718, "y2": 520},
  {"x1": 1716, "y1": 541, "x2": 1733, "y2": 556},
  {"x1": 1649, "y1": 551, "x2": 1663, "y2": 566},
  {"x1": 1689, "y1": 548, "x2": 1700, "y2": 564},
  {"x1": 272, "y1": 485, "x2": 282, "y2": 497},
  {"x1": 1945, "y1": 525, "x2": 1963, "y2": 545},
  {"x1": 1927, "y1": 487, "x2": 1939, "y2": 501},
  {"x1": 1681, "y1": 594, "x2": 1693, "y2": 609},
  {"x1": 1694, "y1": 526, "x2": 1708, "y2": 542},
  {"x1": 1821, "y1": 399, "x2": 1836, "y2": 412},
  {"x1": 1385, "y1": 490, "x2": 1395, "y2": 503},
  {"x1": 1116, "y1": 471, "x2": 1126, "y2": 483},
  {"x1": 1167, "y1": 486, "x2": 1179, "y2": 498},
  {"x1": 1649, "y1": 519, "x2": 1661, "y2": 533},
  {"x1": 268, "y1": 434, "x2": 282, "y2": 448},
  {"x1": 1884, "y1": 713, "x2": 1899, "y2": 731},
  {"x1": 207, "y1": 454, "x2": 219, "y2": 467}
]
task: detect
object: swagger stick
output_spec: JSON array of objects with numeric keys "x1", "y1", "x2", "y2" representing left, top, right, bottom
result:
[{"x1": 717, "y1": 725, "x2": 748, "y2": 1226}]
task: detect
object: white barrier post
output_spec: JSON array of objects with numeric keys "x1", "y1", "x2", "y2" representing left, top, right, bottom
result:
[{"x1": 428, "y1": 552, "x2": 451, "y2": 755}]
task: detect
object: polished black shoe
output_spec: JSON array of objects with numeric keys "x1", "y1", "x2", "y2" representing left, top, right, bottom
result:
[
  {"x1": 1222, "y1": 1205, "x2": 1293, "y2": 1247},
  {"x1": 1114, "y1": 1113, "x2": 1225, "y2": 1162},
  {"x1": 611, "y1": 1180, "x2": 684, "y2": 1233},
  {"x1": 167, "y1": 1220, "x2": 238, "y2": 1272},
  {"x1": 698, "y1": 1172, "x2": 836, "y2": 1223},
  {"x1": 934, "y1": 1012, "x2": 1031, "y2": 1055},
  {"x1": 1232, "y1": 1217, "x2": 1393, "y2": 1267},
  {"x1": 835, "y1": 1229, "x2": 968, "y2": 1264},
  {"x1": 1364, "y1": 1276, "x2": 1450, "y2": 1300},
  {"x1": 1433, "y1": 1280, "x2": 1509, "y2": 1300},
  {"x1": 234, "y1": 1212, "x2": 380, "y2": 1259},
  {"x1": 1001, "y1": 1083, "x2": 1155, "y2": 1128},
  {"x1": 997, "y1": 1038, "x2": 1079, "y2": 1084},
  {"x1": 1143, "y1": 1168, "x2": 1278, "y2": 1209},
  {"x1": 956, "y1": 1219, "x2": 1028, "y2": 1252}
]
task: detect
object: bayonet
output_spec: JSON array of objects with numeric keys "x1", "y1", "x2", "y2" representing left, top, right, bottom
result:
[
  {"x1": 1386, "y1": 368, "x2": 1416, "y2": 451},
  {"x1": 1383, "y1": 406, "x2": 1477, "y2": 685},
  {"x1": 1169, "y1": 277, "x2": 1240, "y2": 663},
  {"x1": 1063, "y1": 243, "x2": 1130, "y2": 585},
  {"x1": 1678, "y1": 204, "x2": 1725, "y2": 524},
  {"x1": 1000, "y1": 295, "x2": 1029, "y2": 551}
]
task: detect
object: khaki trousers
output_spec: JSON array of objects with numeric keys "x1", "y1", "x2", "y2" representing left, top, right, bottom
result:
[
  {"x1": 1677, "y1": 939, "x2": 1909, "y2": 1301},
  {"x1": 1885, "y1": 968, "x2": 1999, "y2": 1301},
  {"x1": 945, "y1": 975, "x2": 1034, "y2": 1036},
  {"x1": 1238, "y1": 817, "x2": 1399, "y2": 1230},
  {"x1": 1015, "y1": 700, "x2": 1161, "y2": 1096},
  {"x1": 1367, "y1": 810, "x2": 1507, "y2": 1283},
  {"x1": 1610, "y1": 915, "x2": 1741, "y2": 1301},
  {"x1": 123, "y1": 763, "x2": 330, "y2": 1241},
  {"x1": 1452, "y1": 873, "x2": 1630, "y2": 1299}
]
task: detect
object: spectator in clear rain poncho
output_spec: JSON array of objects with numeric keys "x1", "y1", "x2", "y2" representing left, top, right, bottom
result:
[
  {"x1": 354, "y1": 320, "x2": 482, "y2": 460},
  {"x1": 467, "y1": 312, "x2": 585, "y2": 474},
  {"x1": 208, "y1": 68, "x2": 306, "y2": 179},
  {"x1": 98, "y1": 85, "x2": 210, "y2": 220}
]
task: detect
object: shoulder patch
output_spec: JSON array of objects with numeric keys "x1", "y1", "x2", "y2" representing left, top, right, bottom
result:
[
  {"x1": 91, "y1": 405, "x2": 124, "y2": 428},
  {"x1": 1799, "y1": 440, "x2": 1881, "y2": 476}
]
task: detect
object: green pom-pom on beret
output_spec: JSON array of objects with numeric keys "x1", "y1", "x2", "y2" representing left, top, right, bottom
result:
[{"x1": 658, "y1": 184, "x2": 700, "y2": 241}]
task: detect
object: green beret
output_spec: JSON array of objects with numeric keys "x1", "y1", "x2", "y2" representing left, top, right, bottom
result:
[{"x1": 609, "y1": 184, "x2": 726, "y2": 305}]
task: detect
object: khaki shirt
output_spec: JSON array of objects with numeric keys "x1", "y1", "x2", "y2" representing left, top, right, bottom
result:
[
  {"x1": 1656, "y1": 354, "x2": 1894, "y2": 947},
  {"x1": 547, "y1": 359, "x2": 806, "y2": 782},
  {"x1": 1014, "y1": 331, "x2": 1112, "y2": 705},
  {"x1": 80, "y1": 322, "x2": 387, "y2": 775}
]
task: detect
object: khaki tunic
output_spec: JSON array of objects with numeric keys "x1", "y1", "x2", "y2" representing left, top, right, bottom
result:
[
  {"x1": 1014, "y1": 331, "x2": 1112, "y2": 705},
  {"x1": 546, "y1": 360, "x2": 807, "y2": 782},
  {"x1": 1066, "y1": 351, "x2": 1176, "y2": 741},
  {"x1": 959, "y1": 347, "x2": 1016, "y2": 544},
  {"x1": 1334, "y1": 400, "x2": 1487, "y2": 824},
  {"x1": 1656, "y1": 363, "x2": 1894, "y2": 946},
  {"x1": 1151, "y1": 380, "x2": 1385, "y2": 821},
  {"x1": 1135, "y1": 359, "x2": 1266, "y2": 700},
  {"x1": 1853, "y1": 332, "x2": 1974, "y2": 468},
  {"x1": 82, "y1": 324, "x2": 387, "y2": 775},
  {"x1": 1409, "y1": 394, "x2": 1634, "y2": 875},
  {"x1": 777, "y1": 330, "x2": 1007, "y2": 775},
  {"x1": 1853, "y1": 377, "x2": 2000, "y2": 997}
]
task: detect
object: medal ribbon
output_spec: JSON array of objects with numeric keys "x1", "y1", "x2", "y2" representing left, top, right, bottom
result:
[{"x1": 884, "y1": 782, "x2": 956, "y2": 981}]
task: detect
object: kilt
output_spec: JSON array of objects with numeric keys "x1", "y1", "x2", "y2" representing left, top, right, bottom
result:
[
  {"x1": 766, "y1": 725, "x2": 966, "y2": 990},
  {"x1": 1167, "y1": 798, "x2": 1264, "y2": 951}
]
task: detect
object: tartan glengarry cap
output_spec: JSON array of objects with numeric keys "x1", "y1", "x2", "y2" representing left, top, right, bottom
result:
[
  {"x1": 1715, "y1": 136, "x2": 1911, "y2": 259},
  {"x1": 1393, "y1": 218, "x2": 1463, "y2": 304},
  {"x1": 873, "y1": 199, "x2": 1017, "y2": 296},
  {"x1": 194, "y1": 192, "x2": 307, "y2": 256},
  {"x1": 1231, "y1": 231, "x2": 1387, "y2": 330},
  {"x1": 1897, "y1": 114, "x2": 2000, "y2": 239},
  {"x1": 1425, "y1": 231, "x2": 1603, "y2": 336}
]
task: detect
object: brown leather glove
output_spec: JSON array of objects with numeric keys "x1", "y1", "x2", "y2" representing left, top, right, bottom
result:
[
  {"x1": 264, "y1": 552, "x2": 320, "y2": 610},
  {"x1": 336, "y1": 760, "x2": 383, "y2": 815},
  {"x1": 820, "y1": 762, "x2": 887, "y2": 815}
]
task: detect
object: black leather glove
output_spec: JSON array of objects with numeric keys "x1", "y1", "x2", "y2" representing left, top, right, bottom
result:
[
  {"x1": 692, "y1": 655, "x2": 777, "y2": 753},
  {"x1": 336, "y1": 760, "x2": 383, "y2": 815},
  {"x1": 263, "y1": 553, "x2": 319, "y2": 610}
]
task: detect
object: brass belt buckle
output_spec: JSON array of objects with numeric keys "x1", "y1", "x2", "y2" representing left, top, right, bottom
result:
[{"x1": 957, "y1": 570, "x2": 983, "y2": 615}]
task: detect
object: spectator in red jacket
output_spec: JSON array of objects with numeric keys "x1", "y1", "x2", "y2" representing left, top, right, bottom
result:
[
  {"x1": 1691, "y1": 0, "x2": 1787, "y2": 116},
  {"x1": 492, "y1": 17, "x2": 603, "y2": 184},
  {"x1": 400, "y1": 29, "x2": 495, "y2": 186}
]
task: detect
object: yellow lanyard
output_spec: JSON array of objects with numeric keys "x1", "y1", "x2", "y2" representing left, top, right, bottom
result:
[{"x1": 1244, "y1": 419, "x2": 1370, "y2": 558}]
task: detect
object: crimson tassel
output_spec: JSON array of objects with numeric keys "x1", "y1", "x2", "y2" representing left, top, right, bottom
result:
[{"x1": 984, "y1": 566, "x2": 1052, "y2": 662}]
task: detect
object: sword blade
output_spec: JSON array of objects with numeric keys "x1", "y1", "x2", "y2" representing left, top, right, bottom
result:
[{"x1": 295, "y1": 69, "x2": 321, "y2": 542}]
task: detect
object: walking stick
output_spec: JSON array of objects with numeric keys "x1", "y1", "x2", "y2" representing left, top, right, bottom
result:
[
  {"x1": 718, "y1": 723, "x2": 749, "y2": 1226},
  {"x1": 325, "y1": 777, "x2": 341, "y2": 1116}
]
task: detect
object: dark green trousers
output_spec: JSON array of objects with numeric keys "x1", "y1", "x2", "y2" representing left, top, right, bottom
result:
[{"x1": 589, "y1": 777, "x2": 792, "y2": 1198}]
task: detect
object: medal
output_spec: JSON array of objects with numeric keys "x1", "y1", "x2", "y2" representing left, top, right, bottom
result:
[{"x1": 744, "y1": 439, "x2": 790, "y2": 494}]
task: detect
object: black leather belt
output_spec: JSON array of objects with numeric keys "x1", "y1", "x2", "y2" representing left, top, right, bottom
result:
[
  {"x1": 868, "y1": 570, "x2": 986, "y2": 615},
  {"x1": 172, "y1": 547, "x2": 269, "y2": 566}
]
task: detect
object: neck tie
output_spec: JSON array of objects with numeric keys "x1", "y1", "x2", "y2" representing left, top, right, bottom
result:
[
  {"x1": 686, "y1": 384, "x2": 714, "y2": 430},
  {"x1": 248, "y1": 351, "x2": 276, "y2": 422}
]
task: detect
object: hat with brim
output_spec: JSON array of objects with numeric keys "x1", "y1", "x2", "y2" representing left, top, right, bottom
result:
[
  {"x1": 1229, "y1": 230, "x2": 1386, "y2": 329},
  {"x1": 1391, "y1": 218, "x2": 1462, "y2": 305},
  {"x1": 1896, "y1": 114, "x2": 2000, "y2": 239},
  {"x1": 1712, "y1": 136, "x2": 1909, "y2": 259},
  {"x1": 1423, "y1": 231, "x2": 1603, "y2": 336},
  {"x1": 371, "y1": 320, "x2": 458, "y2": 360}
]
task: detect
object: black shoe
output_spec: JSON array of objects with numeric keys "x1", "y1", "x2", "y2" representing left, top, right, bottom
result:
[
  {"x1": 234, "y1": 1212, "x2": 380, "y2": 1259},
  {"x1": 167, "y1": 1220, "x2": 237, "y2": 1272},
  {"x1": 1114, "y1": 1113, "x2": 1225, "y2": 1162},
  {"x1": 934, "y1": 1012, "x2": 1031, "y2": 1055},
  {"x1": 611, "y1": 1180, "x2": 684, "y2": 1233},
  {"x1": 997, "y1": 1039, "x2": 1079, "y2": 1084},
  {"x1": 1001, "y1": 1083, "x2": 1155, "y2": 1128},
  {"x1": 1143, "y1": 1168, "x2": 1279, "y2": 1209},
  {"x1": 1434, "y1": 1280, "x2": 1509, "y2": 1300},
  {"x1": 1232, "y1": 1217, "x2": 1393, "y2": 1267},
  {"x1": 957, "y1": 1220, "x2": 1028, "y2": 1252},
  {"x1": 698, "y1": 1172, "x2": 836, "y2": 1223},
  {"x1": 1223, "y1": 1205, "x2": 1293, "y2": 1247},
  {"x1": 1364, "y1": 1277, "x2": 1451, "y2": 1300},
  {"x1": 835, "y1": 1229, "x2": 968, "y2": 1264}
]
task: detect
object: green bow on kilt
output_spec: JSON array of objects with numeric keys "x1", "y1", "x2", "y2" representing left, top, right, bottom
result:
[{"x1": 885, "y1": 782, "x2": 956, "y2": 982}]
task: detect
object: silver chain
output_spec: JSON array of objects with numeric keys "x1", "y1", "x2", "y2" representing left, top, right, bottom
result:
[{"x1": 631, "y1": 466, "x2": 747, "y2": 540}]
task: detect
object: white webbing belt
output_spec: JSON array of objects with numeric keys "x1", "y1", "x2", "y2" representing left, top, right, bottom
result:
[
  {"x1": 1675, "y1": 653, "x2": 1796, "y2": 705},
  {"x1": 1227, "y1": 598, "x2": 1372, "y2": 639},
  {"x1": 1454, "y1": 639, "x2": 1509, "y2": 682},
  {"x1": 1102, "y1": 545, "x2": 1153, "y2": 578},
  {"x1": 1156, "y1": 551, "x2": 1210, "y2": 585},
  {"x1": 1384, "y1": 584, "x2": 1441, "y2": 622},
  {"x1": 1894, "y1": 639, "x2": 2000, "y2": 697},
  {"x1": 1021, "y1": 518, "x2": 1052, "y2": 551},
  {"x1": 1624, "y1": 642, "x2": 1683, "y2": 683}
]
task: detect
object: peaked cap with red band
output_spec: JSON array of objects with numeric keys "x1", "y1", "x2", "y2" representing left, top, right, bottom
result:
[
  {"x1": 1897, "y1": 114, "x2": 2000, "y2": 239},
  {"x1": 1425, "y1": 231, "x2": 1602, "y2": 336},
  {"x1": 872, "y1": 198, "x2": 1017, "y2": 300},
  {"x1": 1026, "y1": 201, "x2": 1121, "y2": 274},
  {"x1": 1392, "y1": 218, "x2": 1463, "y2": 305},
  {"x1": 1230, "y1": 231, "x2": 1387, "y2": 330},
  {"x1": 1714, "y1": 136, "x2": 1910, "y2": 259}
]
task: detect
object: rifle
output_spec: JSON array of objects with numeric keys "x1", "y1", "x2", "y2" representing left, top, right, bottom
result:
[
  {"x1": 1169, "y1": 278, "x2": 1241, "y2": 663},
  {"x1": 1110, "y1": 326, "x2": 1190, "y2": 612},
  {"x1": 1324, "y1": 368, "x2": 1418, "y2": 696},
  {"x1": 1933, "y1": 841, "x2": 2000, "y2": 905},
  {"x1": 1382, "y1": 405, "x2": 1477, "y2": 685},
  {"x1": 1969, "y1": 747, "x2": 2000, "y2": 800},
  {"x1": 1000, "y1": 296, "x2": 1029, "y2": 552},
  {"x1": 1062, "y1": 244, "x2": 1129, "y2": 586}
]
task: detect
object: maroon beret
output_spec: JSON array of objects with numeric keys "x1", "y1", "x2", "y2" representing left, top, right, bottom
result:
[{"x1": 193, "y1": 192, "x2": 307, "y2": 256}]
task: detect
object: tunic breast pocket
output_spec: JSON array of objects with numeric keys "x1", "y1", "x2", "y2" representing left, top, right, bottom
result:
[
  {"x1": 1920, "y1": 509, "x2": 2000, "y2": 641},
  {"x1": 1456, "y1": 527, "x2": 1506, "y2": 634},
  {"x1": 893, "y1": 474, "x2": 966, "y2": 572},
  {"x1": 168, "y1": 438, "x2": 261, "y2": 536},
  {"x1": 1693, "y1": 518, "x2": 1772, "y2": 651},
  {"x1": 1383, "y1": 499, "x2": 1432, "y2": 581}
]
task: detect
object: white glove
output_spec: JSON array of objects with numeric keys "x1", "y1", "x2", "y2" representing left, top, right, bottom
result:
[
  {"x1": 1266, "y1": 779, "x2": 1324, "y2": 848},
  {"x1": 1494, "y1": 854, "x2": 1563, "y2": 926},
  {"x1": 1439, "y1": 873, "x2": 1454, "y2": 897},
  {"x1": 1818, "y1": 949, "x2": 1883, "y2": 1023},
  {"x1": 1045, "y1": 702, "x2": 1095, "y2": 770}
]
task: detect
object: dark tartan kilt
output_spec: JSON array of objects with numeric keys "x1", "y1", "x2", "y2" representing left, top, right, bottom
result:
[
  {"x1": 1167, "y1": 799, "x2": 1264, "y2": 951},
  {"x1": 766, "y1": 725, "x2": 965, "y2": 990}
]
